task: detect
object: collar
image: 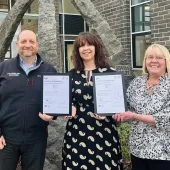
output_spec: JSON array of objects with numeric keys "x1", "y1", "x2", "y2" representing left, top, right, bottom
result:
[
  {"x1": 16, "y1": 53, "x2": 43, "y2": 66},
  {"x1": 19, "y1": 56, "x2": 37, "y2": 67},
  {"x1": 143, "y1": 72, "x2": 169, "y2": 82}
]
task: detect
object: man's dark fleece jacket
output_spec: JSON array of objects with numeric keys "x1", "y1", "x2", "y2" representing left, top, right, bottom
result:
[{"x1": 0, "y1": 54, "x2": 57, "y2": 144}]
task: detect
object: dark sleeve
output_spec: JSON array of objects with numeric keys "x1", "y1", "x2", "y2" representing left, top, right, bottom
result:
[
  {"x1": 0, "y1": 62, "x2": 3, "y2": 112},
  {"x1": 0, "y1": 62, "x2": 3, "y2": 130},
  {"x1": 49, "y1": 64, "x2": 57, "y2": 73}
]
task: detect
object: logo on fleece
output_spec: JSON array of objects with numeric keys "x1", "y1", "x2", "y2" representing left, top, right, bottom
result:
[{"x1": 7, "y1": 73, "x2": 20, "y2": 76}]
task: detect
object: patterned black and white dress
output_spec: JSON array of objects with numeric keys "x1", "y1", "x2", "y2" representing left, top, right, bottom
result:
[{"x1": 62, "y1": 67, "x2": 123, "y2": 170}]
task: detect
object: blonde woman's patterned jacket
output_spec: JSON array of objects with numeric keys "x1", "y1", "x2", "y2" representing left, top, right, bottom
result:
[{"x1": 127, "y1": 73, "x2": 170, "y2": 160}]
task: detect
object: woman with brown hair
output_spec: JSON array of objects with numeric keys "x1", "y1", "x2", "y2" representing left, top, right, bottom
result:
[{"x1": 62, "y1": 32, "x2": 123, "y2": 170}]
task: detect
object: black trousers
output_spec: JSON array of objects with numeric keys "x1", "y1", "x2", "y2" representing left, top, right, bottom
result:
[
  {"x1": 0, "y1": 139, "x2": 47, "y2": 170},
  {"x1": 131, "y1": 154, "x2": 170, "y2": 170}
]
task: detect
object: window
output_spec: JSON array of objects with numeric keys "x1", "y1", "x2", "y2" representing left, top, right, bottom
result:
[
  {"x1": 132, "y1": 3, "x2": 150, "y2": 32},
  {"x1": 0, "y1": 0, "x2": 9, "y2": 12},
  {"x1": 131, "y1": 0, "x2": 151, "y2": 69},
  {"x1": 65, "y1": 14, "x2": 84, "y2": 35},
  {"x1": 59, "y1": 0, "x2": 89, "y2": 72}
]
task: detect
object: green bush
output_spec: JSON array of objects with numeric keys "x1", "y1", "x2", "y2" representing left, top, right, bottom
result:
[{"x1": 118, "y1": 122, "x2": 131, "y2": 170}]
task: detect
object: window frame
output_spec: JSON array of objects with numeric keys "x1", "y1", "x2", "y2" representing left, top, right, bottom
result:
[
  {"x1": 132, "y1": 31, "x2": 151, "y2": 68},
  {"x1": 130, "y1": 0, "x2": 151, "y2": 70}
]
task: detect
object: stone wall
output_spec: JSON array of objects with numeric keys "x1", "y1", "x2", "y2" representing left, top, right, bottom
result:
[
  {"x1": 91, "y1": 0, "x2": 131, "y2": 67},
  {"x1": 54, "y1": 0, "x2": 61, "y2": 72}
]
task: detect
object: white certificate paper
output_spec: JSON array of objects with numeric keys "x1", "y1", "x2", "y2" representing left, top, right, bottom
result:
[
  {"x1": 43, "y1": 75, "x2": 71, "y2": 115},
  {"x1": 93, "y1": 73, "x2": 127, "y2": 115}
]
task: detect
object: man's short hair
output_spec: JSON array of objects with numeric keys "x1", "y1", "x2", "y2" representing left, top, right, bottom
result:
[{"x1": 17, "y1": 30, "x2": 38, "y2": 41}]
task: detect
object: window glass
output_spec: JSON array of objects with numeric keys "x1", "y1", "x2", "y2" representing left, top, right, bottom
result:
[
  {"x1": 132, "y1": 3, "x2": 150, "y2": 32},
  {"x1": 65, "y1": 14, "x2": 84, "y2": 35},
  {"x1": 0, "y1": 12, "x2": 6, "y2": 23},
  {"x1": 59, "y1": 0, "x2": 62, "y2": 13},
  {"x1": 5, "y1": 50, "x2": 11, "y2": 59},
  {"x1": 25, "y1": 0, "x2": 39, "y2": 14},
  {"x1": 59, "y1": 14, "x2": 63, "y2": 34},
  {"x1": 0, "y1": 0, "x2": 8, "y2": 4},
  {"x1": 63, "y1": 0, "x2": 79, "y2": 14},
  {"x1": 133, "y1": 34, "x2": 151, "y2": 67},
  {"x1": 86, "y1": 23, "x2": 89, "y2": 32},
  {"x1": 0, "y1": 0, "x2": 8, "y2": 12},
  {"x1": 66, "y1": 43, "x2": 74, "y2": 71},
  {"x1": 60, "y1": 14, "x2": 85, "y2": 35},
  {"x1": 21, "y1": 15, "x2": 38, "y2": 34}
]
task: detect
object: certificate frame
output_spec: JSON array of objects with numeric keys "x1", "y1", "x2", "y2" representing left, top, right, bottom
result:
[
  {"x1": 92, "y1": 72, "x2": 128, "y2": 116},
  {"x1": 41, "y1": 73, "x2": 72, "y2": 116}
]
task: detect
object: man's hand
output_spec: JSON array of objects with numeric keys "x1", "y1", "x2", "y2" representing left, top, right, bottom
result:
[
  {"x1": 39, "y1": 112, "x2": 54, "y2": 121},
  {"x1": 0, "y1": 136, "x2": 6, "y2": 150}
]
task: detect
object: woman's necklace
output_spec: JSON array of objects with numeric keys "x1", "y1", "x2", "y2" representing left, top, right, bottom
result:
[
  {"x1": 86, "y1": 70, "x2": 91, "y2": 82},
  {"x1": 146, "y1": 81, "x2": 159, "y2": 90},
  {"x1": 84, "y1": 66, "x2": 96, "y2": 86}
]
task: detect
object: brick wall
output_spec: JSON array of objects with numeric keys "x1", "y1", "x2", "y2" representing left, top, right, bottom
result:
[
  {"x1": 151, "y1": 0, "x2": 170, "y2": 49},
  {"x1": 91, "y1": 0, "x2": 131, "y2": 65}
]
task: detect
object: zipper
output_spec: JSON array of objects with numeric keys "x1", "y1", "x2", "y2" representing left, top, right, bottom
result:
[
  {"x1": 31, "y1": 78, "x2": 34, "y2": 86},
  {"x1": 26, "y1": 79, "x2": 29, "y2": 86},
  {"x1": 23, "y1": 77, "x2": 29, "y2": 144}
]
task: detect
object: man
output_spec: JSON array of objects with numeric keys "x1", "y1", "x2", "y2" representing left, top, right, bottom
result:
[{"x1": 0, "y1": 30, "x2": 57, "y2": 170}]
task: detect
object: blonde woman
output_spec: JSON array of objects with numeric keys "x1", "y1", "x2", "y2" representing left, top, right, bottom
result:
[{"x1": 114, "y1": 44, "x2": 170, "y2": 170}]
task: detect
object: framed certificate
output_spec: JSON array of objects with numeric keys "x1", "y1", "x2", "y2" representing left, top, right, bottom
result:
[
  {"x1": 92, "y1": 72, "x2": 127, "y2": 116},
  {"x1": 41, "y1": 73, "x2": 72, "y2": 116}
]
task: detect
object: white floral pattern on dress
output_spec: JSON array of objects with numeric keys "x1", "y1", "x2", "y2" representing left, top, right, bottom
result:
[{"x1": 62, "y1": 67, "x2": 123, "y2": 170}]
